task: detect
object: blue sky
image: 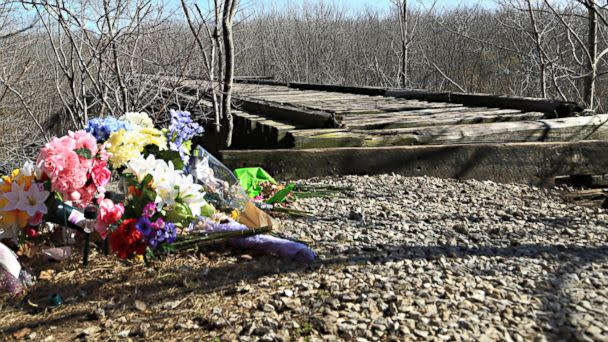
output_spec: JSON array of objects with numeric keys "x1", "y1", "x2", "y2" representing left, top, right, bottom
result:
[
  {"x1": 177, "y1": 0, "x2": 495, "y2": 15},
  {"x1": 248, "y1": 0, "x2": 493, "y2": 12}
]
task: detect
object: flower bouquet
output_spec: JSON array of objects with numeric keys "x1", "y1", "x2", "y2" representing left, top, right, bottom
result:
[
  {"x1": 87, "y1": 110, "x2": 314, "y2": 261},
  {"x1": 1, "y1": 109, "x2": 316, "y2": 298}
]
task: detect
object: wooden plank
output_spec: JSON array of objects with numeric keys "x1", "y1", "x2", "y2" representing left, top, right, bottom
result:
[
  {"x1": 290, "y1": 82, "x2": 386, "y2": 96},
  {"x1": 220, "y1": 141, "x2": 608, "y2": 186},
  {"x1": 290, "y1": 114, "x2": 608, "y2": 148},
  {"x1": 387, "y1": 89, "x2": 584, "y2": 116},
  {"x1": 282, "y1": 81, "x2": 585, "y2": 116},
  {"x1": 232, "y1": 96, "x2": 340, "y2": 128},
  {"x1": 344, "y1": 111, "x2": 545, "y2": 129},
  {"x1": 340, "y1": 107, "x2": 520, "y2": 120}
]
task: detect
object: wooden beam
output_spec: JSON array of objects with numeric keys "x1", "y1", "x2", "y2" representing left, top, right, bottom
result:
[
  {"x1": 220, "y1": 141, "x2": 608, "y2": 186},
  {"x1": 290, "y1": 114, "x2": 608, "y2": 148},
  {"x1": 232, "y1": 96, "x2": 340, "y2": 128},
  {"x1": 344, "y1": 110, "x2": 545, "y2": 129}
]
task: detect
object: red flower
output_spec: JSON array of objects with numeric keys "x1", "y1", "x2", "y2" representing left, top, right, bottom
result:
[{"x1": 109, "y1": 218, "x2": 147, "y2": 259}]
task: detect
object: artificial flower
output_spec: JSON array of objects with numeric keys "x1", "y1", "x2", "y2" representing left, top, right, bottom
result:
[
  {"x1": 96, "y1": 198, "x2": 124, "y2": 238},
  {"x1": 86, "y1": 117, "x2": 131, "y2": 141},
  {"x1": 107, "y1": 127, "x2": 167, "y2": 168},
  {"x1": 167, "y1": 110, "x2": 204, "y2": 164},
  {"x1": 36, "y1": 130, "x2": 109, "y2": 208},
  {"x1": 120, "y1": 112, "x2": 154, "y2": 129},
  {"x1": 109, "y1": 218, "x2": 147, "y2": 259},
  {"x1": 16, "y1": 183, "x2": 49, "y2": 216}
]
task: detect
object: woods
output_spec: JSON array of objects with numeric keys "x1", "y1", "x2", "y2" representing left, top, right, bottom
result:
[{"x1": 1, "y1": 0, "x2": 607, "y2": 172}]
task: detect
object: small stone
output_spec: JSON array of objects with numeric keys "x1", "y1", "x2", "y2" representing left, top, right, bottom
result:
[
  {"x1": 240, "y1": 254, "x2": 253, "y2": 261},
  {"x1": 253, "y1": 326, "x2": 271, "y2": 336},
  {"x1": 283, "y1": 289, "x2": 294, "y2": 297},
  {"x1": 117, "y1": 330, "x2": 130, "y2": 338},
  {"x1": 79, "y1": 326, "x2": 101, "y2": 337},
  {"x1": 134, "y1": 300, "x2": 147, "y2": 311}
]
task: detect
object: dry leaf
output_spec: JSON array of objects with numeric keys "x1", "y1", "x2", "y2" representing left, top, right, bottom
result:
[
  {"x1": 39, "y1": 269, "x2": 55, "y2": 281},
  {"x1": 17, "y1": 243, "x2": 38, "y2": 258},
  {"x1": 12, "y1": 327, "x2": 31, "y2": 339}
]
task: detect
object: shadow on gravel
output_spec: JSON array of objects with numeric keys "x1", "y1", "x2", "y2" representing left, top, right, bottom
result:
[
  {"x1": 327, "y1": 243, "x2": 608, "y2": 341},
  {"x1": 5, "y1": 244, "x2": 606, "y2": 339}
]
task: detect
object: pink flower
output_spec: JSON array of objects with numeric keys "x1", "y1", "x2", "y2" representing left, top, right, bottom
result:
[
  {"x1": 28, "y1": 212, "x2": 44, "y2": 226},
  {"x1": 25, "y1": 227, "x2": 38, "y2": 238},
  {"x1": 91, "y1": 159, "x2": 111, "y2": 189},
  {"x1": 96, "y1": 198, "x2": 124, "y2": 238},
  {"x1": 73, "y1": 185, "x2": 97, "y2": 208},
  {"x1": 71, "y1": 130, "x2": 98, "y2": 156},
  {"x1": 36, "y1": 130, "x2": 111, "y2": 209}
]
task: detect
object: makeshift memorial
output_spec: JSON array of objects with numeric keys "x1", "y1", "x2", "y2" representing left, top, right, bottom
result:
[{"x1": 0, "y1": 110, "x2": 317, "y2": 298}]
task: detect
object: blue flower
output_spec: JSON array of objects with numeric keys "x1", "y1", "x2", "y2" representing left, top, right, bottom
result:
[
  {"x1": 145, "y1": 220, "x2": 178, "y2": 249},
  {"x1": 167, "y1": 110, "x2": 204, "y2": 164},
  {"x1": 135, "y1": 217, "x2": 153, "y2": 237},
  {"x1": 86, "y1": 117, "x2": 131, "y2": 141}
]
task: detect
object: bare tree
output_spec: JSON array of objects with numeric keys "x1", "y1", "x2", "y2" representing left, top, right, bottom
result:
[{"x1": 181, "y1": 0, "x2": 239, "y2": 148}]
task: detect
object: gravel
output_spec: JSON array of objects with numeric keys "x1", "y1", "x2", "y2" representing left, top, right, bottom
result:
[
  {"x1": 2, "y1": 174, "x2": 607, "y2": 341},
  {"x1": 256, "y1": 174, "x2": 608, "y2": 341}
]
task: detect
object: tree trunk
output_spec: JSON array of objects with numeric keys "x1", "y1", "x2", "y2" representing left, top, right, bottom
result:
[
  {"x1": 221, "y1": 0, "x2": 238, "y2": 148},
  {"x1": 584, "y1": 0, "x2": 597, "y2": 109},
  {"x1": 398, "y1": 0, "x2": 408, "y2": 88}
]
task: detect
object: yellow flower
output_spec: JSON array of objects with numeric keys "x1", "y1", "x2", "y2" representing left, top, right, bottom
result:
[
  {"x1": 107, "y1": 127, "x2": 168, "y2": 168},
  {"x1": 0, "y1": 176, "x2": 11, "y2": 193},
  {"x1": 0, "y1": 209, "x2": 29, "y2": 229}
]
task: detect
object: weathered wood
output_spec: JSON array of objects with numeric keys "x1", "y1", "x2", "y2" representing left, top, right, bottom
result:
[
  {"x1": 290, "y1": 82, "x2": 386, "y2": 96},
  {"x1": 232, "y1": 96, "x2": 340, "y2": 128},
  {"x1": 290, "y1": 114, "x2": 608, "y2": 148},
  {"x1": 344, "y1": 110, "x2": 545, "y2": 129},
  {"x1": 384, "y1": 89, "x2": 451, "y2": 102},
  {"x1": 220, "y1": 141, "x2": 608, "y2": 186},
  {"x1": 387, "y1": 89, "x2": 584, "y2": 116}
]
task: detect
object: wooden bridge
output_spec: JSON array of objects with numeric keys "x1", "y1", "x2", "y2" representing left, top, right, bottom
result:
[{"x1": 160, "y1": 77, "x2": 608, "y2": 186}]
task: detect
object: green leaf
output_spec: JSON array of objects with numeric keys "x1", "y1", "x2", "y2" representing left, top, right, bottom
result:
[
  {"x1": 74, "y1": 147, "x2": 92, "y2": 159},
  {"x1": 141, "y1": 174, "x2": 153, "y2": 188},
  {"x1": 266, "y1": 183, "x2": 295, "y2": 204}
]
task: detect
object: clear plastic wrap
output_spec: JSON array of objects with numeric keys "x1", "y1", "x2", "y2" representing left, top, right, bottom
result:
[{"x1": 189, "y1": 146, "x2": 249, "y2": 212}]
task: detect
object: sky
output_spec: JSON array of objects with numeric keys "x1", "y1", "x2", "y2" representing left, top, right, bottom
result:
[
  {"x1": 177, "y1": 0, "x2": 496, "y2": 16},
  {"x1": 250, "y1": 0, "x2": 494, "y2": 12}
]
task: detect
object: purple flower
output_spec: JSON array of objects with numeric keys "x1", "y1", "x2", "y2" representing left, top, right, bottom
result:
[
  {"x1": 147, "y1": 220, "x2": 177, "y2": 248},
  {"x1": 142, "y1": 203, "x2": 156, "y2": 218},
  {"x1": 167, "y1": 110, "x2": 204, "y2": 164},
  {"x1": 135, "y1": 217, "x2": 154, "y2": 237}
]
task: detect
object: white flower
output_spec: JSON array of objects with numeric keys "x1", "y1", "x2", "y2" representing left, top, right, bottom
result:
[
  {"x1": 1, "y1": 182, "x2": 25, "y2": 211},
  {"x1": 16, "y1": 184, "x2": 49, "y2": 216},
  {"x1": 120, "y1": 112, "x2": 154, "y2": 129},
  {"x1": 175, "y1": 174, "x2": 206, "y2": 216},
  {"x1": 20, "y1": 161, "x2": 35, "y2": 177},
  {"x1": 124, "y1": 154, "x2": 207, "y2": 217}
]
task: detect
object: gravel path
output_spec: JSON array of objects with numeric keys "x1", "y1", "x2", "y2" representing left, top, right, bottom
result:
[
  {"x1": 2, "y1": 175, "x2": 607, "y2": 341},
  {"x1": 237, "y1": 175, "x2": 608, "y2": 342}
]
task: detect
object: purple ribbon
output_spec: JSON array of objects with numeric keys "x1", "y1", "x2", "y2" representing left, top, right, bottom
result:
[{"x1": 202, "y1": 220, "x2": 316, "y2": 262}]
